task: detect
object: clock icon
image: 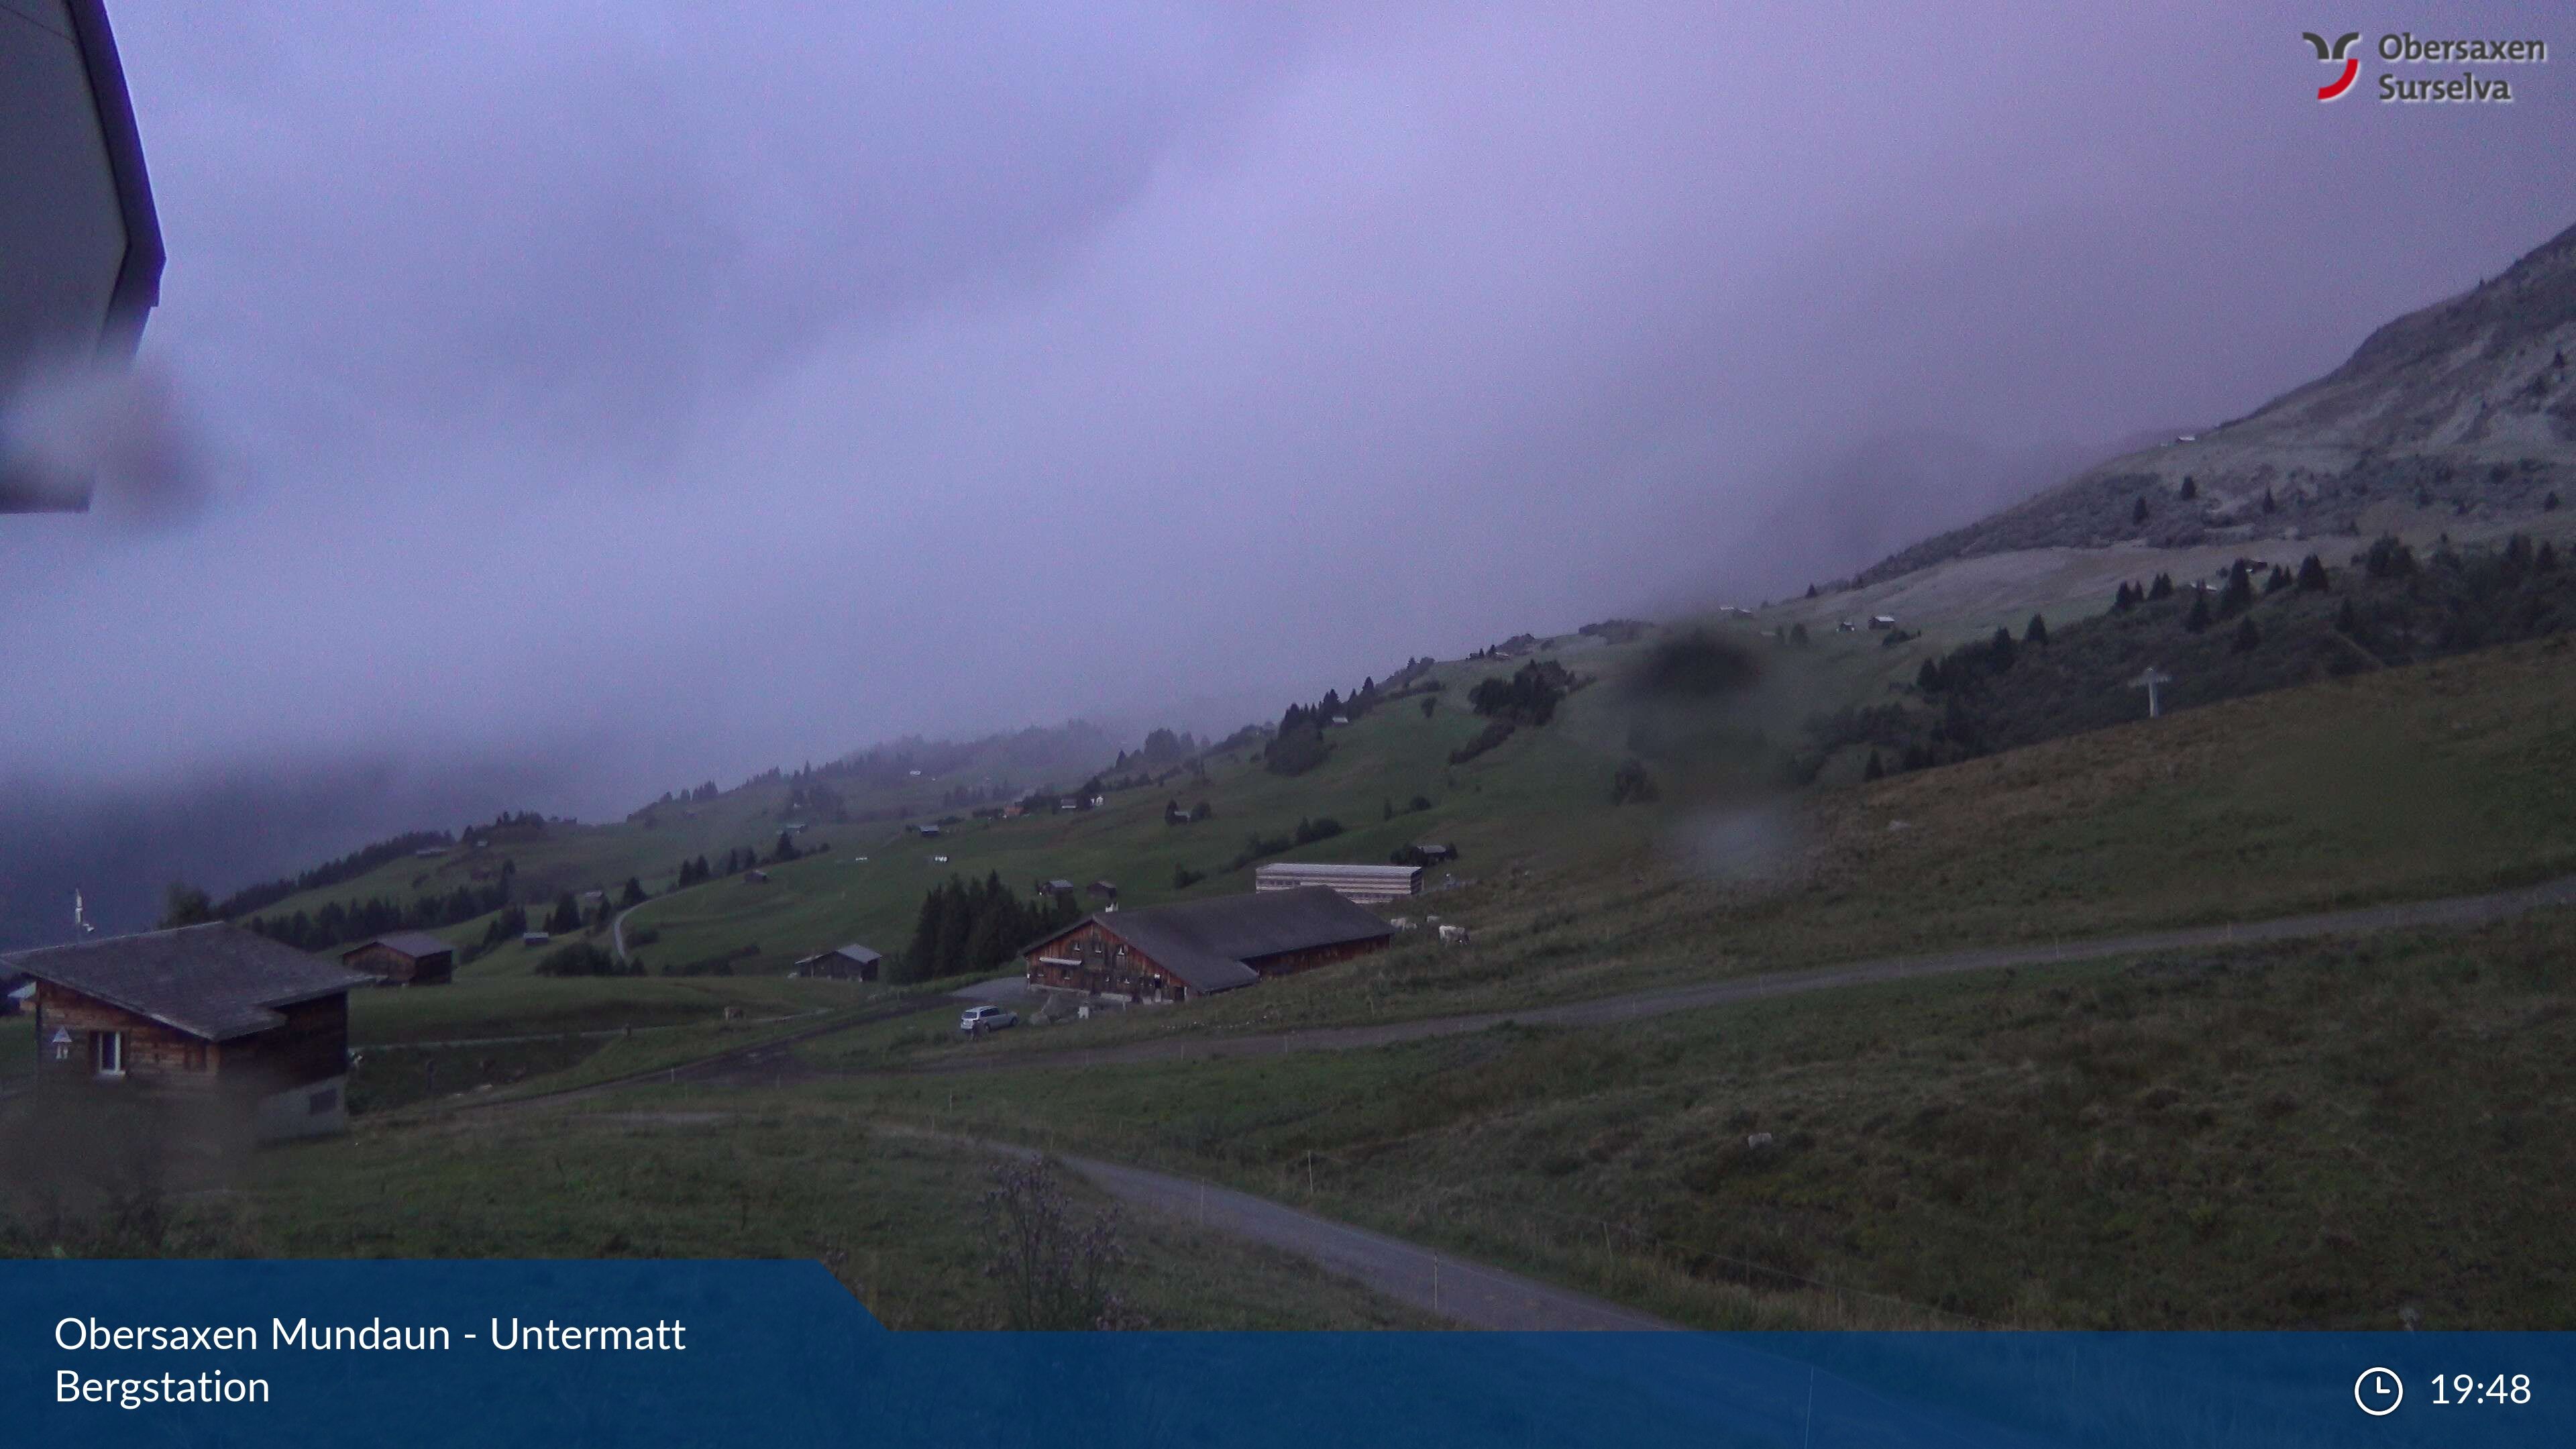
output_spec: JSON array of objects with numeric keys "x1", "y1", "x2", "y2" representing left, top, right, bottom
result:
[{"x1": 2355, "y1": 1367, "x2": 2404, "y2": 1417}]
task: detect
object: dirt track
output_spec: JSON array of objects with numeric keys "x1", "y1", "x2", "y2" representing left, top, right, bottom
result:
[
  {"x1": 900, "y1": 871, "x2": 2576, "y2": 1075},
  {"x1": 449, "y1": 872, "x2": 2576, "y2": 1330},
  {"x1": 887, "y1": 1128, "x2": 1676, "y2": 1331}
]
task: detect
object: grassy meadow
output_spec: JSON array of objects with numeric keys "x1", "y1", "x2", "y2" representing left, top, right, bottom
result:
[
  {"x1": 229, "y1": 1104, "x2": 1436, "y2": 1330},
  {"x1": 818, "y1": 910, "x2": 2576, "y2": 1330},
  {"x1": 804, "y1": 632, "x2": 2576, "y2": 1067},
  {"x1": 31, "y1": 582, "x2": 2576, "y2": 1332}
]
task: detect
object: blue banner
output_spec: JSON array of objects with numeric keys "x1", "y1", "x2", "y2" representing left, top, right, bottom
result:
[{"x1": 5, "y1": 1260, "x2": 2567, "y2": 1446}]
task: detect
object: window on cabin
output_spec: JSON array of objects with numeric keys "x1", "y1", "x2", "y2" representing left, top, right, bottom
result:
[
  {"x1": 92, "y1": 1031, "x2": 123, "y2": 1076},
  {"x1": 184, "y1": 1042, "x2": 207, "y2": 1071}
]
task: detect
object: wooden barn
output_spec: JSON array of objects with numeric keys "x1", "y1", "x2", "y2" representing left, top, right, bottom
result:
[
  {"x1": 6, "y1": 923, "x2": 374, "y2": 1140},
  {"x1": 1252, "y1": 861, "x2": 1422, "y2": 904},
  {"x1": 1022, "y1": 888, "x2": 1393, "y2": 1004},
  {"x1": 339, "y1": 931, "x2": 455, "y2": 986},
  {"x1": 792, "y1": 944, "x2": 881, "y2": 981},
  {"x1": 0, "y1": 971, "x2": 28, "y2": 1016}
]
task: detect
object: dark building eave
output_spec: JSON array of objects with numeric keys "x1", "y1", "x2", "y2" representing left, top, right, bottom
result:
[{"x1": 64, "y1": 0, "x2": 163, "y2": 360}]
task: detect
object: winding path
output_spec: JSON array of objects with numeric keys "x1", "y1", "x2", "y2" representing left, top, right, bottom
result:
[
  {"x1": 906, "y1": 1129, "x2": 1675, "y2": 1331},
  {"x1": 900, "y1": 871, "x2": 2576, "y2": 1075},
  {"x1": 453, "y1": 870, "x2": 2576, "y2": 1330}
]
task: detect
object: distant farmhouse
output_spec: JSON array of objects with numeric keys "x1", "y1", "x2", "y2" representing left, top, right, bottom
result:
[
  {"x1": 5, "y1": 924, "x2": 374, "y2": 1140},
  {"x1": 1022, "y1": 888, "x2": 1393, "y2": 1004},
  {"x1": 1253, "y1": 862, "x2": 1422, "y2": 904},
  {"x1": 0, "y1": 971, "x2": 28, "y2": 1016},
  {"x1": 792, "y1": 944, "x2": 881, "y2": 981},
  {"x1": 339, "y1": 932, "x2": 455, "y2": 987},
  {"x1": 1086, "y1": 879, "x2": 1119, "y2": 903}
]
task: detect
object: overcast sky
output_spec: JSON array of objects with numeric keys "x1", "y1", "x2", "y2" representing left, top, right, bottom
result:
[{"x1": 6, "y1": 0, "x2": 2574, "y2": 823}]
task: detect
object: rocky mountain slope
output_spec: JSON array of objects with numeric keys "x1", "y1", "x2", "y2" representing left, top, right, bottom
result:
[{"x1": 1858, "y1": 220, "x2": 2576, "y2": 586}]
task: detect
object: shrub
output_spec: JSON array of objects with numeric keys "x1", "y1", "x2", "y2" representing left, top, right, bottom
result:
[
  {"x1": 1448, "y1": 719, "x2": 1515, "y2": 765},
  {"x1": 1292, "y1": 816, "x2": 1344, "y2": 845},
  {"x1": 1468, "y1": 661, "x2": 1568, "y2": 725},
  {"x1": 981, "y1": 1158, "x2": 1136, "y2": 1330},
  {"x1": 1611, "y1": 759, "x2": 1659, "y2": 803}
]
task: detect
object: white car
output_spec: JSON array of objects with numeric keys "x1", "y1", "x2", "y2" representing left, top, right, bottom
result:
[{"x1": 959, "y1": 1005, "x2": 1018, "y2": 1034}]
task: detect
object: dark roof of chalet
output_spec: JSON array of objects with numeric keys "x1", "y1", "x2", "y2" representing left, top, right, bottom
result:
[
  {"x1": 4, "y1": 923, "x2": 375, "y2": 1042},
  {"x1": 1024, "y1": 888, "x2": 1393, "y2": 995},
  {"x1": 798, "y1": 943, "x2": 881, "y2": 965},
  {"x1": 345, "y1": 932, "x2": 455, "y2": 960}
]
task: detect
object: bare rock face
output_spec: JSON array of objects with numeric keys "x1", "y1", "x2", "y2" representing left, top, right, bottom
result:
[{"x1": 1857, "y1": 221, "x2": 2576, "y2": 587}]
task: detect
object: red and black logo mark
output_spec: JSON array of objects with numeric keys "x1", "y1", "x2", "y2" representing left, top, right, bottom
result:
[{"x1": 2304, "y1": 30, "x2": 2363, "y2": 100}]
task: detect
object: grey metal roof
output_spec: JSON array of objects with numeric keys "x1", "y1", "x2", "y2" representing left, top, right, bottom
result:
[
  {"x1": 5, "y1": 922, "x2": 375, "y2": 1041},
  {"x1": 1024, "y1": 888, "x2": 1393, "y2": 995},
  {"x1": 813, "y1": 944, "x2": 881, "y2": 965},
  {"x1": 1254, "y1": 863, "x2": 1422, "y2": 881},
  {"x1": 345, "y1": 931, "x2": 454, "y2": 961}
]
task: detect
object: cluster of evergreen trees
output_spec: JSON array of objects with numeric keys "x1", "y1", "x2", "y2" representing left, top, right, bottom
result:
[
  {"x1": 214, "y1": 830, "x2": 455, "y2": 920},
  {"x1": 1226, "y1": 817, "x2": 1342, "y2": 871},
  {"x1": 1264, "y1": 697, "x2": 1340, "y2": 776},
  {"x1": 245, "y1": 867, "x2": 513, "y2": 953},
  {"x1": 672, "y1": 845, "x2": 780, "y2": 887},
  {"x1": 1448, "y1": 718, "x2": 1515, "y2": 765},
  {"x1": 1124, "y1": 727, "x2": 1199, "y2": 765},
  {"x1": 898, "y1": 873, "x2": 1080, "y2": 984},
  {"x1": 1467, "y1": 661, "x2": 1568, "y2": 726},
  {"x1": 479, "y1": 904, "x2": 529, "y2": 947},
  {"x1": 1818, "y1": 531, "x2": 2576, "y2": 783}
]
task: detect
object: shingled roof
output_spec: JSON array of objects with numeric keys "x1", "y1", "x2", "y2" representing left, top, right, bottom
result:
[
  {"x1": 346, "y1": 931, "x2": 454, "y2": 960},
  {"x1": 1026, "y1": 887, "x2": 1394, "y2": 995},
  {"x1": 4, "y1": 923, "x2": 375, "y2": 1041}
]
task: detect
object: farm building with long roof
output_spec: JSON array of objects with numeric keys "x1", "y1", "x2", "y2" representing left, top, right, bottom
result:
[{"x1": 1020, "y1": 887, "x2": 1393, "y2": 1004}]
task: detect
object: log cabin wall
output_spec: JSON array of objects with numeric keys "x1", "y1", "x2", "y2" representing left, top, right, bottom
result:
[
  {"x1": 31, "y1": 983, "x2": 216, "y2": 1087},
  {"x1": 1024, "y1": 922, "x2": 1187, "y2": 1000},
  {"x1": 30, "y1": 983, "x2": 347, "y2": 1097}
]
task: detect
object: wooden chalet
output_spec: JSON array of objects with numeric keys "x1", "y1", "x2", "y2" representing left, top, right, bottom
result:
[
  {"x1": 1022, "y1": 888, "x2": 1393, "y2": 1004},
  {"x1": 339, "y1": 930, "x2": 455, "y2": 986},
  {"x1": 792, "y1": 944, "x2": 881, "y2": 981},
  {"x1": 7, "y1": 923, "x2": 374, "y2": 1140}
]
